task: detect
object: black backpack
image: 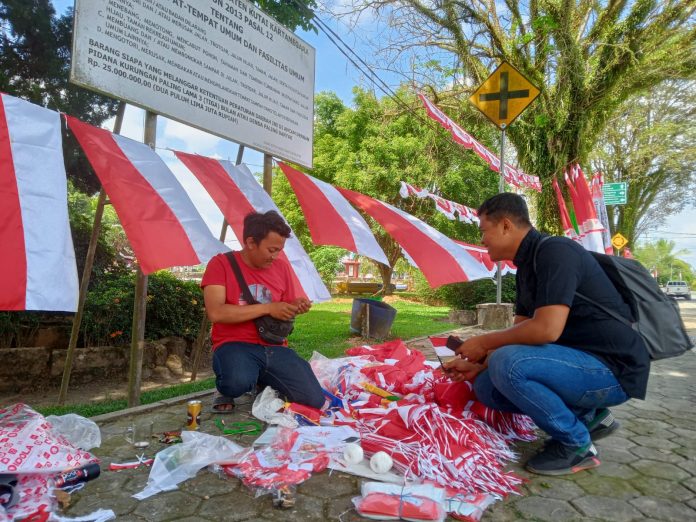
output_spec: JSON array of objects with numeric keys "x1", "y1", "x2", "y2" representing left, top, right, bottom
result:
[{"x1": 534, "y1": 237, "x2": 693, "y2": 360}]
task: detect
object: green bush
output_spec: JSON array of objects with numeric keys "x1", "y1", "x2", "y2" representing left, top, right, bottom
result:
[
  {"x1": 309, "y1": 246, "x2": 346, "y2": 292},
  {"x1": 81, "y1": 270, "x2": 204, "y2": 346},
  {"x1": 413, "y1": 271, "x2": 517, "y2": 310}
]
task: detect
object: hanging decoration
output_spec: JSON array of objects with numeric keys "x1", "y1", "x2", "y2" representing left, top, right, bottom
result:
[
  {"x1": 0, "y1": 94, "x2": 78, "y2": 312},
  {"x1": 399, "y1": 181, "x2": 479, "y2": 224},
  {"x1": 278, "y1": 162, "x2": 389, "y2": 265},
  {"x1": 174, "y1": 151, "x2": 330, "y2": 302},
  {"x1": 66, "y1": 117, "x2": 228, "y2": 274},
  {"x1": 418, "y1": 94, "x2": 541, "y2": 192}
]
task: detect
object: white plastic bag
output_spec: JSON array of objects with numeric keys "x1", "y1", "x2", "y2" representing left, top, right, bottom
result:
[
  {"x1": 46, "y1": 413, "x2": 101, "y2": 450},
  {"x1": 353, "y1": 482, "x2": 447, "y2": 522},
  {"x1": 251, "y1": 387, "x2": 297, "y2": 428},
  {"x1": 133, "y1": 431, "x2": 245, "y2": 500}
]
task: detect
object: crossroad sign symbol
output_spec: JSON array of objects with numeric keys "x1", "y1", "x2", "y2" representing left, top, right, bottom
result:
[
  {"x1": 611, "y1": 233, "x2": 628, "y2": 250},
  {"x1": 469, "y1": 62, "x2": 540, "y2": 129}
]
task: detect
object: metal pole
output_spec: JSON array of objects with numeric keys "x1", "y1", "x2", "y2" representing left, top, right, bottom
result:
[
  {"x1": 495, "y1": 126, "x2": 506, "y2": 304},
  {"x1": 263, "y1": 153, "x2": 272, "y2": 195},
  {"x1": 189, "y1": 144, "x2": 245, "y2": 382},
  {"x1": 127, "y1": 110, "x2": 157, "y2": 407},
  {"x1": 57, "y1": 101, "x2": 126, "y2": 405}
]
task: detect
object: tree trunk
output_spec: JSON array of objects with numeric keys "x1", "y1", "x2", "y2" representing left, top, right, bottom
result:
[{"x1": 377, "y1": 263, "x2": 394, "y2": 296}]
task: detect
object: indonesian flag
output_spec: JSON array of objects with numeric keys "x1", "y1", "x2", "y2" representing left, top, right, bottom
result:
[
  {"x1": 174, "y1": 152, "x2": 330, "y2": 302},
  {"x1": 66, "y1": 116, "x2": 228, "y2": 274},
  {"x1": 337, "y1": 188, "x2": 490, "y2": 287},
  {"x1": 552, "y1": 177, "x2": 578, "y2": 241},
  {"x1": 278, "y1": 163, "x2": 389, "y2": 265},
  {"x1": 399, "y1": 181, "x2": 429, "y2": 199},
  {"x1": 591, "y1": 172, "x2": 613, "y2": 254},
  {"x1": 0, "y1": 94, "x2": 78, "y2": 311},
  {"x1": 455, "y1": 241, "x2": 517, "y2": 277},
  {"x1": 566, "y1": 164, "x2": 605, "y2": 253}
]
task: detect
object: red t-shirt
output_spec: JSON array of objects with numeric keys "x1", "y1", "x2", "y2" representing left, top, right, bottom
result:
[{"x1": 201, "y1": 252, "x2": 298, "y2": 349}]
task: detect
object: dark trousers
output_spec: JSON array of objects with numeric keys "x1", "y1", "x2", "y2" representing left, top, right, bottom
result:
[{"x1": 212, "y1": 342, "x2": 325, "y2": 409}]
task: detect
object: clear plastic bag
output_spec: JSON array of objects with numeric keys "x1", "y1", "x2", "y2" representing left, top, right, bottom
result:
[
  {"x1": 46, "y1": 413, "x2": 101, "y2": 450},
  {"x1": 133, "y1": 431, "x2": 246, "y2": 500},
  {"x1": 251, "y1": 387, "x2": 297, "y2": 428},
  {"x1": 353, "y1": 482, "x2": 447, "y2": 522}
]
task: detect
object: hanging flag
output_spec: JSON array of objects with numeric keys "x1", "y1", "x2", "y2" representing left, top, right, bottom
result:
[
  {"x1": 174, "y1": 152, "x2": 330, "y2": 302},
  {"x1": 337, "y1": 188, "x2": 490, "y2": 287},
  {"x1": 551, "y1": 177, "x2": 578, "y2": 241},
  {"x1": 454, "y1": 241, "x2": 517, "y2": 277},
  {"x1": 66, "y1": 116, "x2": 228, "y2": 274},
  {"x1": 417, "y1": 94, "x2": 541, "y2": 192},
  {"x1": 0, "y1": 94, "x2": 78, "y2": 311},
  {"x1": 278, "y1": 163, "x2": 389, "y2": 265},
  {"x1": 591, "y1": 172, "x2": 613, "y2": 254},
  {"x1": 398, "y1": 181, "x2": 429, "y2": 199},
  {"x1": 399, "y1": 181, "x2": 479, "y2": 224}
]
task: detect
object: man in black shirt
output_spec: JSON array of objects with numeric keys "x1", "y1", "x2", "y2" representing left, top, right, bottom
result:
[{"x1": 444, "y1": 193, "x2": 650, "y2": 475}]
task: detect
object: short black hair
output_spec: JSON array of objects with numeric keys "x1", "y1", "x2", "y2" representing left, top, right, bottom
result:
[
  {"x1": 477, "y1": 193, "x2": 532, "y2": 227},
  {"x1": 243, "y1": 211, "x2": 292, "y2": 244}
]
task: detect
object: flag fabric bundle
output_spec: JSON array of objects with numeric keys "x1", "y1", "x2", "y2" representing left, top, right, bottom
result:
[
  {"x1": 174, "y1": 151, "x2": 330, "y2": 302},
  {"x1": 0, "y1": 94, "x2": 78, "y2": 311},
  {"x1": 66, "y1": 117, "x2": 228, "y2": 274},
  {"x1": 418, "y1": 94, "x2": 541, "y2": 192},
  {"x1": 337, "y1": 188, "x2": 491, "y2": 288},
  {"x1": 278, "y1": 162, "x2": 389, "y2": 265},
  {"x1": 563, "y1": 164, "x2": 605, "y2": 253},
  {"x1": 590, "y1": 172, "x2": 613, "y2": 254},
  {"x1": 552, "y1": 177, "x2": 578, "y2": 241}
]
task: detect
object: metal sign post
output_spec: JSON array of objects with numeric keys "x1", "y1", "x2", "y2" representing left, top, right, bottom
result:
[{"x1": 469, "y1": 61, "x2": 540, "y2": 305}]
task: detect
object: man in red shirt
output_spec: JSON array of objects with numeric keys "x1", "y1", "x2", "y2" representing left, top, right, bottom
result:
[{"x1": 202, "y1": 211, "x2": 324, "y2": 411}]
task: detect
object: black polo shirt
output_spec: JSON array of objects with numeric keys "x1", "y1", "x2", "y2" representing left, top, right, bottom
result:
[{"x1": 513, "y1": 228, "x2": 650, "y2": 399}]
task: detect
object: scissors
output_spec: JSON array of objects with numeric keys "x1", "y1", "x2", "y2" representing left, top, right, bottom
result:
[{"x1": 215, "y1": 418, "x2": 263, "y2": 436}]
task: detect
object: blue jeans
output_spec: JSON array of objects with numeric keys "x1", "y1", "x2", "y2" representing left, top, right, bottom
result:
[
  {"x1": 212, "y1": 342, "x2": 325, "y2": 409},
  {"x1": 474, "y1": 344, "x2": 629, "y2": 447}
]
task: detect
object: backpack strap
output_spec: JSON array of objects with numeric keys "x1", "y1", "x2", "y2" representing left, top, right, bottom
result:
[
  {"x1": 225, "y1": 252, "x2": 258, "y2": 306},
  {"x1": 532, "y1": 236, "x2": 632, "y2": 327}
]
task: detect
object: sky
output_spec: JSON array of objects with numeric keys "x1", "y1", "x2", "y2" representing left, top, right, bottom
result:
[{"x1": 53, "y1": 0, "x2": 696, "y2": 269}]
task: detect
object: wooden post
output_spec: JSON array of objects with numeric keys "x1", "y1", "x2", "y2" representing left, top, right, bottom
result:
[
  {"x1": 189, "y1": 145, "x2": 245, "y2": 381},
  {"x1": 263, "y1": 153, "x2": 272, "y2": 195},
  {"x1": 127, "y1": 110, "x2": 156, "y2": 407},
  {"x1": 57, "y1": 102, "x2": 125, "y2": 405}
]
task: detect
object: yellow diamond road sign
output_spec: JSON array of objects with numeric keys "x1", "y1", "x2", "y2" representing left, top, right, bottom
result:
[
  {"x1": 611, "y1": 233, "x2": 628, "y2": 250},
  {"x1": 469, "y1": 62, "x2": 540, "y2": 129}
]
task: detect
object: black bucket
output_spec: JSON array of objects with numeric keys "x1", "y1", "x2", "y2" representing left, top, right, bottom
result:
[{"x1": 349, "y1": 298, "x2": 397, "y2": 339}]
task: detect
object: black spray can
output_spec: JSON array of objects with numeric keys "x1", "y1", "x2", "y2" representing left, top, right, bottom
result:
[{"x1": 53, "y1": 463, "x2": 101, "y2": 489}]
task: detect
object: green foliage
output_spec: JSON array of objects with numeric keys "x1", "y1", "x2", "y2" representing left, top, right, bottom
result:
[
  {"x1": 309, "y1": 246, "x2": 346, "y2": 291},
  {"x1": 252, "y1": 0, "x2": 317, "y2": 32},
  {"x1": 413, "y1": 271, "x2": 516, "y2": 310},
  {"x1": 80, "y1": 271, "x2": 205, "y2": 346},
  {"x1": 634, "y1": 239, "x2": 694, "y2": 286}
]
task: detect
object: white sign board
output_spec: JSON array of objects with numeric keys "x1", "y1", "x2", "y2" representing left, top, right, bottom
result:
[{"x1": 71, "y1": 0, "x2": 315, "y2": 167}]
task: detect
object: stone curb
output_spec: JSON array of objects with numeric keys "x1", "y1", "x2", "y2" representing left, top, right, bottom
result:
[{"x1": 90, "y1": 388, "x2": 215, "y2": 423}]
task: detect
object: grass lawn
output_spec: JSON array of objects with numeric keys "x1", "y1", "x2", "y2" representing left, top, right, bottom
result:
[{"x1": 36, "y1": 296, "x2": 457, "y2": 418}]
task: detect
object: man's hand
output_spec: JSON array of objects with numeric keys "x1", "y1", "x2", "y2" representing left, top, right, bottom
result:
[
  {"x1": 291, "y1": 297, "x2": 312, "y2": 315},
  {"x1": 442, "y1": 357, "x2": 484, "y2": 382},
  {"x1": 454, "y1": 336, "x2": 489, "y2": 363},
  {"x1": 268, "y1": 302, "x2": 299, "y2": 321}
]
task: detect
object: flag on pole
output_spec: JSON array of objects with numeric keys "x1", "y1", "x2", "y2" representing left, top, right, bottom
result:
[
  {"x1": 66, "y1": 116, "x2": 228, "y2": 274},
  {"x1": 337, "y1": 188, "x2": 491, "y2": 287},
  {"x1": 0, "y1": 94, "x2": 78, "y2": 311},
  {"x1": 591, "y1": 172, "x2": 613, "y2": 254},
  {"x1": 278, "y1": 162, "x2": 389, "y2": 265},
  {"x1": 551, "y1": 177, "x2": 578, "y2": 241},
  {"x1": 174, "y1": 152, "x2": 330, "y2": 302},
  {"x1": 569, "y1": 164, "x2": 605, "y2": 253}
]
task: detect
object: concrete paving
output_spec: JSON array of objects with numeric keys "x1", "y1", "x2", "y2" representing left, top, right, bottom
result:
[{"x1": 61, "y1": 302, "x2": 696, "y2": 521}]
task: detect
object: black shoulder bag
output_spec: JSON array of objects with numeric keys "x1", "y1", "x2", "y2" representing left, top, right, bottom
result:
[{"x1": 225, "y1": 252, "x2": 294, "y2": 345}]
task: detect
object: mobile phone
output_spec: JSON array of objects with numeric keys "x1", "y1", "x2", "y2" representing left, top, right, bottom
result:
[{"x1": 445, "y1": 335, "x2": 463, "y2": 351}]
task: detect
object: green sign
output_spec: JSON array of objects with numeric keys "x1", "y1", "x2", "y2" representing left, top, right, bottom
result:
[{"x1": 603, "y1": 182, "x2": 627, "y2": 205}]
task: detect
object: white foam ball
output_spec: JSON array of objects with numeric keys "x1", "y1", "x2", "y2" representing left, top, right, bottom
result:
[
  {"x1": 369, "y1": 451, "x2": 393, "y2": 474},
  {"x1": 343, "y1": 442, "x2": 364, "y2": 464}
]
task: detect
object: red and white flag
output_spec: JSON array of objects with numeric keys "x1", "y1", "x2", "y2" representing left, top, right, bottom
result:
[
  {"x1": 0, "y1": 94, "x2": 78, "y2": 311},
  {"x1": 66, "y1": 117, "x2": 228, "y2": 274},
  {"x1": 552, "y1": 177, "x2": 578, "y2": 241},
  {"x1": 399, "y1": 181, "x2": 479, "y2": 224},
  {"x1": 278, "y1": 163, "x2": 389, "y2": 265},
  {"x1": 337, "y1": 188, "x2": 491, "y2": 287},
  {"x1": 591, "y1": 172, "x2": 613, "y2": 254},
  {"x1": 174, "y1": 152, "x2": 330, "y2": 302},
  {"x1": 455, "y1": 241, "x2": 517, "y2": 277},
  {"x1": 566, "y1": 164, "x2": 605, "y2": 253}
]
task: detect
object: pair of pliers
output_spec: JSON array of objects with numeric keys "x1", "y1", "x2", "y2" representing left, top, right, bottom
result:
[{"x1": 215, "y1": 418, "x2": 263, "y2": 435}]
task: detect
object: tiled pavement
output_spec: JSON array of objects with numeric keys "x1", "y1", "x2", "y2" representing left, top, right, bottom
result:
[{"x1": 62, "y1": 304, "x2": 696, "y2": 521}]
